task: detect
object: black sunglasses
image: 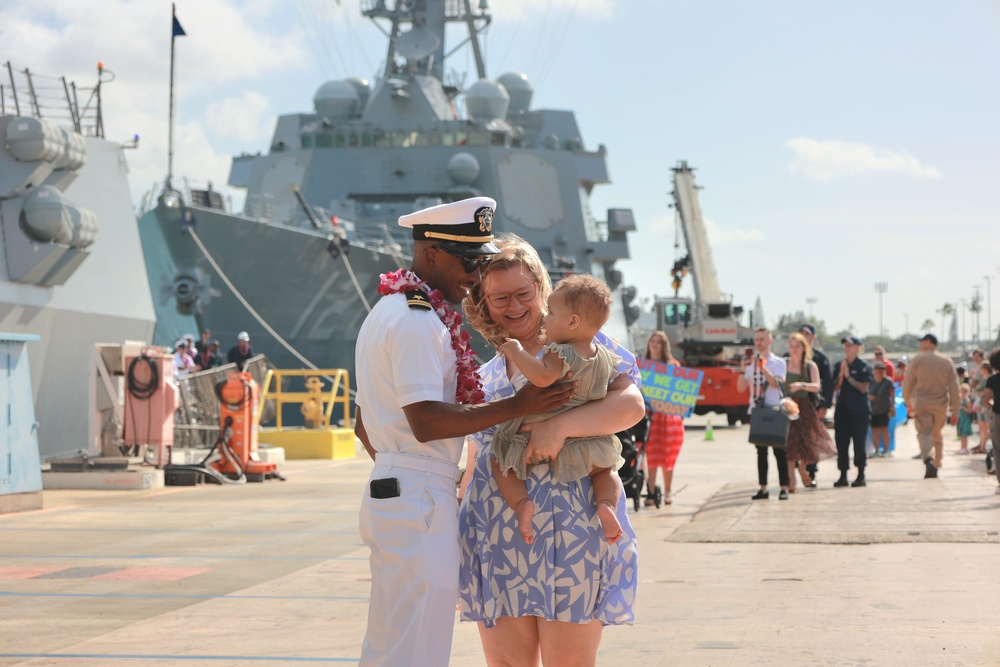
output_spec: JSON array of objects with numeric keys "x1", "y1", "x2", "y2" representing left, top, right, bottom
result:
[{"x1": 433, "y1": 245, "x2": 492, "y2": 274}]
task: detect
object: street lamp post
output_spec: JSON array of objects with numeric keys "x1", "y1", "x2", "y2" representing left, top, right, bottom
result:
[
  {"x1": 806, "y1": 297, "x2": 817, "y2": 319},
  {"x1": 973, "y1": 286, "x2": 982, "y2": 343},
  {"x1": 985, "y1": 275, "x2": 993, "y2": 345},
  {"x1": 959, "y1": 299, "x2": 967, "y2": 347},
  {"x1": 874, "y1": 282, "x2": 888, "y2": 339}
]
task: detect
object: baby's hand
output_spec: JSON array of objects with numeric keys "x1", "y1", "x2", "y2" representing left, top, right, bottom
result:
[{"x1": 499, "y1": 338, "x2": 524, "y2": 358}]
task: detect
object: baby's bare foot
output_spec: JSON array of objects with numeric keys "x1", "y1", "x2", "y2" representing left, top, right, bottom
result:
[
  {"x1": 597, "y1": 500, "x2": 622, "y2": 544},
  {"x1": 514, "y1": 498, "x2": 535, "y2": 544}
]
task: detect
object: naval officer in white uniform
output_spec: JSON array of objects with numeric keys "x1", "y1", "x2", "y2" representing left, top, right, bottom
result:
[{"x1": 354, "y1": 197, "x2": 575, "y2": 667}]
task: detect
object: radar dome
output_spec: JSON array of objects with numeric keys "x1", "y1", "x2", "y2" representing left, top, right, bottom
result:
[
  {"x1": 313, "y1": 80, "x2": 360, "y2": 121},
  {"x1": 497, "y1": 72, "x2": 533, "y2": 115},
  {"x1": 344, "y1": 77, "x2": 371, "y2": 114},
  {"x1": 447, "y1": 153, "x2": 480, "y2": 185},
  {"x1": 465, "y1": 79, "x2": 509, "y2": 122}
]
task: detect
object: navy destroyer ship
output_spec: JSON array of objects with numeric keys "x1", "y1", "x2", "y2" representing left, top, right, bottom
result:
[
  {"x1": 139, "y1": 0, "x2": 639, "y2": 381},
  {"x1": 1, "y1": 62, "x2": 157, "y2": 458}
]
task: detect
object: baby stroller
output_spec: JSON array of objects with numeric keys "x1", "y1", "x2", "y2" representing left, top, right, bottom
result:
[{"x1": 618, "y1": 411, "x2": 663, "y2": 511}]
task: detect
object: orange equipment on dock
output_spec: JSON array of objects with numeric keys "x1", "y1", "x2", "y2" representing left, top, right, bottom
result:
[{"x1": 212, "y1": 371, "x2": 277, "y2": 481}]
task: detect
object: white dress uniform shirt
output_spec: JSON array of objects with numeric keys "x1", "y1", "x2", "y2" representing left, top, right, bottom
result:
[{"x1": 355, "y1": 291, "x2": 464, "y2": 667}]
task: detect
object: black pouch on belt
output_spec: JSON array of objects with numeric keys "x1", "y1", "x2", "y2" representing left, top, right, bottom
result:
[{"x1": 370, "y1": 477, "x2": 400, "y2": 499}]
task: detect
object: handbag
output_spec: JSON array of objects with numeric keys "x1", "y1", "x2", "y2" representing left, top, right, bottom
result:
[{"x1": 747, "y1": 362, "x2": 790, "y2": 448}]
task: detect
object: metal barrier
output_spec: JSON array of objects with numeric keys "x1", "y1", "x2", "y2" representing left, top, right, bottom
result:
[
  {"x1": 173, "y1": 355, "x2": 277, "y2": 448},
  {"x1": 256, "y1": 369, "x2": 352, "y2": 431}
]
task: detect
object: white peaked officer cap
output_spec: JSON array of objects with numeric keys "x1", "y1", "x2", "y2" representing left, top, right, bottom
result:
[{"x1": 398, "y1": 196, "x2": 500, "y2": 255}]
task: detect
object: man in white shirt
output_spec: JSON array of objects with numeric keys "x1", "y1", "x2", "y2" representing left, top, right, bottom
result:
[
  {"x1": 353, "y1": 197, "x2": 574, "y2": 667},
  {"x1": 737, "y1": 327, "x2": 789, "y2": 500}
]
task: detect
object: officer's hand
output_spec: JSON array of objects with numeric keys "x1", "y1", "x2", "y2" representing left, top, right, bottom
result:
[
  {"x1": 950, "y1": 413, "x2": 958, "y2": 426},
  {"x1": 513, "y1": 374, "x2": 575, "y2": 415}
]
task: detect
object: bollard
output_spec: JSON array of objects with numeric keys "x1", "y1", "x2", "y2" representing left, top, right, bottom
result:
[{"x1": 705, "y1": 418, "x2": 714, "y2": 441}]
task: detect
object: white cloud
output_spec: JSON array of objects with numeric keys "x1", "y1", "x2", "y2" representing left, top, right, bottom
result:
[
  {"x1": 203, "y1": 91, "x2": 272, "y2": 144},
  {"x1": 786, "y1": 137, "x2": 942, "y2": 181}
]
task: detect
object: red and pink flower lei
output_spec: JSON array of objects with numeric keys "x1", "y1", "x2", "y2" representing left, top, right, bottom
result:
[{"x1": 378, "y1": 269, "x2": 485, "y2": 405}]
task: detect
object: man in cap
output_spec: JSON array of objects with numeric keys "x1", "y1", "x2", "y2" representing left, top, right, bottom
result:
[
  {"x1": 226, "y1": 331, "x2": 254, "y2": 370},
  {"x1": 173, "y1": 339, "x2": 196, "y2": 379},
  {"x1": 199, "y1": 339, "x2": 223, "y2": 370},
  {"x1": 902, "y1": 333, "x2": 960, "y2": 478},
  {"x1": 799, "y1": 324, "x2": 834, "y2": 416},
  {"x1": 832, "y1": 336, "x2": 873, "y2": 487},
  {"x1": 353, "y1": 196, "x2": 574, "y2": 667}
]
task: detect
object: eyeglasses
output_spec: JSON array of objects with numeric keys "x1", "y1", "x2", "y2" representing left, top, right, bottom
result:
[
  {"x1": 874, "y1": 351, "x2": 884, "y2": 356},
  {"x1": 432, "y1": 245, "x2": 492, "y2": 274},
  {"x1": 484, "y1": 283, "x2": 537, "y2": 309}
]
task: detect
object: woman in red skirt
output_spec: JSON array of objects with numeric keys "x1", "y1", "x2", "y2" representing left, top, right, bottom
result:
[{"x1": 642, "y1": 331, "x2": 685, "y2": 506}]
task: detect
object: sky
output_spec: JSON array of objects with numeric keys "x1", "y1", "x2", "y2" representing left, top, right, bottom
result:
[{"x1": 3, "y1": 0, "x2": 999, "y2": 343}]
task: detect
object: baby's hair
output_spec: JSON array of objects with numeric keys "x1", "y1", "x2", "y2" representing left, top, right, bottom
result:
[{"x1": 552, "y1": 274, "x2": 612, "y2": 329}]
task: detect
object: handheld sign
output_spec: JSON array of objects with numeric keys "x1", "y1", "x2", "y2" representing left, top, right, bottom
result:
[{"x1": 636, "y1": 358, "x2": 704, "y2": 418}]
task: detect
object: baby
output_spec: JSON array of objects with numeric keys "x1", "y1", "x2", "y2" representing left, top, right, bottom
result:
[{"x1": 494, "y1": 274, "x2": 625, "y2": 544}]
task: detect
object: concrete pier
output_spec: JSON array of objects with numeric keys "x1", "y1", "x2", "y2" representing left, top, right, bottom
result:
[{"x1": 0, "y1": 419, "x2": 997, "y2": 666}]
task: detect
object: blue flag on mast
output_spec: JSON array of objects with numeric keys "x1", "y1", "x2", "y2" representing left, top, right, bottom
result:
[{"x1": 172, "y1": 15, "x2": 186, "y2": 38}]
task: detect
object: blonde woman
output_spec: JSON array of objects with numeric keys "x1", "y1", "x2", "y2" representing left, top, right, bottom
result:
[
  {"x1": 458, "y1": 234, "x2": 642, "y2": 667},
  {"x1": 783, "y1": 333, "x2": 837, "y2": 491}
]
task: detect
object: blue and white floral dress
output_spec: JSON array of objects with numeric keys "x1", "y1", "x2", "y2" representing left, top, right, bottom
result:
[{"x1": 458, "y1": 331, "x2": 639, "y2": 628}]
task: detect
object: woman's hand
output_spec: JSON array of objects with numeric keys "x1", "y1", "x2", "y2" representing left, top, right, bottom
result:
[{"x1": 520, "y1": 419, "x2": 568, "y2": 464}]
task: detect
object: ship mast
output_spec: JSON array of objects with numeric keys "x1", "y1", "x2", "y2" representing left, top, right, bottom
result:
[{"x1": 362, "y1": 0, "x2": 490, "y2": 83}]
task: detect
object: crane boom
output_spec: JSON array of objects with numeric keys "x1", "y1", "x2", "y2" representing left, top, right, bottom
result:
[{"x1": 672, "y1": 161, "x2": 723, "y2": 303}]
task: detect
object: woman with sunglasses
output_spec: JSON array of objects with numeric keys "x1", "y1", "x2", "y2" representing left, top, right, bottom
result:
[
  {"x1": 458, "y1": 233, "x2": 643, "y2": 667},
  {"x1": 872, "y1": 346, "x2": 895, "y2": 381}
]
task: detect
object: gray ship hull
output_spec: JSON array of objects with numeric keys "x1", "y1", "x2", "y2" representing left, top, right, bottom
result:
[{"x1": 139, "y1": 204, "x2": 406, "y2": 381}]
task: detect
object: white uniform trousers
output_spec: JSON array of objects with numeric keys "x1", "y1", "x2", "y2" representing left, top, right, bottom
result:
[{"x1": 359, "y1": 453, "x2": 462, "y2": 667}]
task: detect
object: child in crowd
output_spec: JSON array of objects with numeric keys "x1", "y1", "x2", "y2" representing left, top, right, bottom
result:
[
  {"x1": 956, "y1": 384, "x2": 975, "y2": 454},
  {"x1": 972, "y1": 361, "x2": 992, "y2": 454},
  {"x1": 494, "y1": 274, "x2": 625, "y2": 545},
  {"x1": 868, "y1": 362, "x2": 895, "y2": 456}
]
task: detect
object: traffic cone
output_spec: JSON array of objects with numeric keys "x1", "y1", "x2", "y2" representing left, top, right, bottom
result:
[{"x1": 705, "y1": 418, "x2": 714, "y2": 441}]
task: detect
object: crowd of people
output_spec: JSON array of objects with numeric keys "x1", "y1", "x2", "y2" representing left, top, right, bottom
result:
[
  {"x1": 740, "y1": 326, "x2": 1000, "y2": 498},
  {"x1": 171, "y1": 328, "x2": 255, "y2": 380}
]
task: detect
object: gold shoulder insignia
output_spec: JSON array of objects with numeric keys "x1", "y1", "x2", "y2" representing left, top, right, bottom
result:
[{"x1": 405, "y1": 290, "x2": 433, "y2": 310}]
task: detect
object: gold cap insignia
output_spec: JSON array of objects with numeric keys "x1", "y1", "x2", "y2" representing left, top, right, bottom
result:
[{"x1": 475, "y1": 206, "x2": 493, "y2": 233}]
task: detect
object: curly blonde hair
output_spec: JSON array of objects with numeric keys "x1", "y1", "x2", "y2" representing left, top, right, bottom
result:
[{"x1": 462, "y1": 233, "x2": 552, "y2": 349}]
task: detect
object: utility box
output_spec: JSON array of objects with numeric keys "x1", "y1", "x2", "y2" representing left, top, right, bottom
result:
[{"x1": 0, "y1": 333, "x2": 43, "y2": 513}]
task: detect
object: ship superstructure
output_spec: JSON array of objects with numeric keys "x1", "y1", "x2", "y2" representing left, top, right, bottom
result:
[
  {"x1": 0, "y1": 62, "x2": 156, "y2": 457},
  {"x1": 141, "y1": 0, "x2": 638, "y2": 382}
]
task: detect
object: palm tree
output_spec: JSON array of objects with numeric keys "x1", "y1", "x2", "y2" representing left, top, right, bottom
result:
[
  {"x1": 936, "y1": 303, "x2": 955, "y2": 341},
  {"x1": 969, "y1": 293, "x2": 982, "y2": 343},
  {"x1": 921, "y1": 318, "x2": 935, "y2": 333}
]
